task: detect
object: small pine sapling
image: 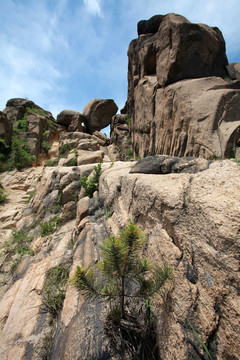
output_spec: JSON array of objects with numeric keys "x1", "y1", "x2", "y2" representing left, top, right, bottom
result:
[{"x1": 71, "y1": 221, "x2": 173, "y2": 359}]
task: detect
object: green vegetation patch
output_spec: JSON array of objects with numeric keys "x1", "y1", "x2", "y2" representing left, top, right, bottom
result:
[
  {"x1": 10, "y1": 136, "x2": 36, "y2": 169},
  {"x1": 59, "y1": 143, "x2": 71, "y2": 158},
  {"x1": 44, "y1": 159, "x2": 58, "y2": 167},
  {"x1": 0, "y1": 182, "x2": 7, "y2": 203},
  {"x1": 0, "y1": 135, "x2": 36, "y2": 172},
  {"x1": 4, "y1": 229, "x2": 34, "y2": 256},
  {"x1": 41, "y1": 264, "x2": 70, "y2": 320},
  {"x1": 39, "y1": 216, "x2": 59, "y2": 237},
  {"x1": 26, "y1": 107, "x2": 47, "y2": 116},
  {"x1": 2, "y1": 228, "x2": 35, "y2": 274},
  {"x1": 25, "y1": 190, "x2": 35, "y2": 204},
  {"x1": 80, "y1": 162, "x2": 102, "y2": 198}
]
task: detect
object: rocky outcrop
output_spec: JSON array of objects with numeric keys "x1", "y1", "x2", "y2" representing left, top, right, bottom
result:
[
  {"x1": 0, "y1": 159, "x2": 239, "y2": 359},
  {"x1": 110, "y1": 114, "x2": 131, "y2": 160},
  {"x1": 130, "y1": 155, "x2": 209, "y2": 174},
  {"x1": 2, "y1": 98, "x2": 59, "y2": 162},
  {"x1": 83, "y1": 98, "x2": 118, "y2": 134},
  {"x1": 137, "y1": 14, "x2": 164, "y2": 35},
  {"x1": 98, "y1": 160, "x2": 240, "y2": 359},
  {"x1": 57, "y1": 110, "x2": 87, "y2": 133},
  {"x1": 131, "y1": 76, "x2": 240, "y2": 159},
  {"x1": 227, "y1": 62, "x2": 240, "y2": 81},
  {"x1": 126, "y1": 14, "x2": 240, "y2": 160},
  {"x1": 52, "y1": 131, "x2": 113, "y2": 167}
]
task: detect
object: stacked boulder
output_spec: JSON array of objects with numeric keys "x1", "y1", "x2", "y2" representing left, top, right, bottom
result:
[
  {"x1": 0, "y1": 97, "x2": 118, "y2": 168},
  {"x1": 55, "y1": 98, "x2": 118, "y2": 166},
  {"x1": 125, "y1": 13, "x2": 240, "y2": 159},
  {"x1": 2, "y1": 98, "x2": 58, "y2": 163},
  {"x1": 57, "y1": 98, "x2": 118, "y2": 135}
]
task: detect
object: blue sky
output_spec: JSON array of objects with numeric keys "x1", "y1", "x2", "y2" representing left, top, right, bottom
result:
[{"x1": 0, "y1": 0, "x2": 240, "y2": 134}]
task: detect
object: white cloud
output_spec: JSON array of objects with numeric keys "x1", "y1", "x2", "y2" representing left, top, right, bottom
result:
[
  {"x1": 83, "y1": 0, "x2": 103, "y2": 17},
  {"x1": 0, "y1": 0, "x2": 69, "y2": 114},
  {"x1": 0, "y1": 0, "x2": 239, "y2": 118}
]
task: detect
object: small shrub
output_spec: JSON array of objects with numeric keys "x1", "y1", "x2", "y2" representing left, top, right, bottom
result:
[
  {"x1": 42, "y1": 140, "x2": 51, "y2": 153},
  {"x1": 26, "y1": 190, "x2": 35, "y2": 204},
  {"x1": 16, "y1": 117, "x2": 28, "y2": 132},
  {"x1": 26, "y1": 107, "x2": 46, "y2": 116},
  {"x1": 126, "y1": 148, "x2": 133, "y2": 158},
  {"x1": 45, "y1": 159, "x2": 58, "y2": 167},
  {"x1": 11, "y1": 229, "x2": 34, "y2": 255},
  {"x1": 41, "y1": 264, "x2": 70, "y2": 320},
  {"x1": 105, "y1": 206, "x2": 113, "y2": 219},
  {"x1": 68, "y1": 157, "x2": 77, "y2": 166},
  {"x1": 59, "y1": 143, "x2": 71, "y2": 158},
  {"x1": 10, "y1": 259, "x2": 20, "y2": 274},
  {"x1": 10, "y1": 136, "x2": 36, "y2": 169},
  {"x1": 0, "y1": 138, "x2": 10, "y2": 172},
  {"x1": 39, "y1": 328, "x2": 55, "y2": 360},
  {"x1": 71, "y1": 221, "x2": 173, "y2": 359},
  {"x1": 0, "y1": 183, "x2": 7, "y2": 203},
  {"x1": 2, "y1": 229, "x2": 35, "y2": 274},
  {"x1": 72, "y1": 149, "x2": 78, "y2": 157},
  {"x1": 0, "y1": 137, "x2": 9, "y2": 154},
  {"x1": 80, "y1": 162, "x2": 102, "y2": 198},
  {"x1": 126, "y1": 114, "x2": 131, "y2": 128},
  {"x1": 39, "y1": 216, "x2": 59, "y2": 237}
]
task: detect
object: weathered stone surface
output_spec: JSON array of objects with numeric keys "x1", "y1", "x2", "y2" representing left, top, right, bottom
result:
[
  {"x1": 227, "y1": 62, "x2": 240, "y2": 80},
  {"x1": 0, "y1": 160, "x2": 240, "y2": 359},
  {"x1": 156, "y1": 13, "x2": 228, "y2": 85},
  {"x1": 57, "y1": 110, "x2": 87, "y2": 132},
  {"x1": 110, "y1": 114, "x2": 131, "y2": 161},
  {"x1": 76, "y1": 196, "x2": 90, "y2": 226},
  {"x1": 130, "y1": 76, "x2": 240, "y2": 159},
  {"x1": 130, "y1": 155, "x2": 209, "y2": 174},
  {"x1": 77, "y1": 150, "x2": 104, "y2": 165},
  {"x1": 126, "y1": 14, "x2": 239, "y2": 160},
  {"x1": 59, "y1": 201, "x2": 77, "y2": 223},
  {"x1": 137, "y1": 14, "x2": 164, "y2": 35},
  {"x1": 98, "y1": 160, "x2": 240, "y2": 359},
  {"x1": 92, "y1": 131, "x2": 109, "y2": 146},
  {"x1": 61, "y1": 181, "x2": 80, "y2": 204},
  {"x1": 83, "y1": 98, "x2": 118, "y2": 134}
]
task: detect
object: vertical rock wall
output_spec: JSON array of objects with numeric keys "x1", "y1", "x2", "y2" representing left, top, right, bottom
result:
[{"x1": 126, "y1": 13, "x2": 240, "y2": 159}]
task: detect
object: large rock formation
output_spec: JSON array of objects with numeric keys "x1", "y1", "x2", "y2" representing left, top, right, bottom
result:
[
  {"x1": 2, "y1": 98, "x2": 58, "y2": 162},
  {"x1": 83, "y1": 98, "x2": 118, "y2": 134},
  {"x1": 0, "y1": 159, "x2": 239, "y2": 359},
  {"x1": 57, "y1": 110, "x2": 87, "y2": 133},
  {"x1": 126, "y1": 13, "x2": 240, "y2": 159}
]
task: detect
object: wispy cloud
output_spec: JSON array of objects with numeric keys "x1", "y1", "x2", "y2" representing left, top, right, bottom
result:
[
  {"x1": 0, "y1": 0, "x2": 69, "y2": 115},
  {"x1": 83, "y1": 0, "x2": 103, "y2": 17},
  {"x1": 0, "y1": 0, "x2": 239, "y2": 119}
]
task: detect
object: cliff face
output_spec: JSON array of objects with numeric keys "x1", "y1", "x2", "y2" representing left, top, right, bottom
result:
[
  {"x1": 126, "y1": 13, "x2": 240, "y2": 159},
  {"x1": 0, "y1": 159, "x2": 240, "y2": 359}
]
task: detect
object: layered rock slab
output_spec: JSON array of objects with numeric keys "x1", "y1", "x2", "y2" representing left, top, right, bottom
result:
[
  {"x1": 131, "y1": 76, "x2": 240, "y2": 159},
  {"x1": 0, "y1": 160, "x2": 240, "y2": 359},
  {"x1": 99, "y1": 160, "x2": 240, "y2": 359}
]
